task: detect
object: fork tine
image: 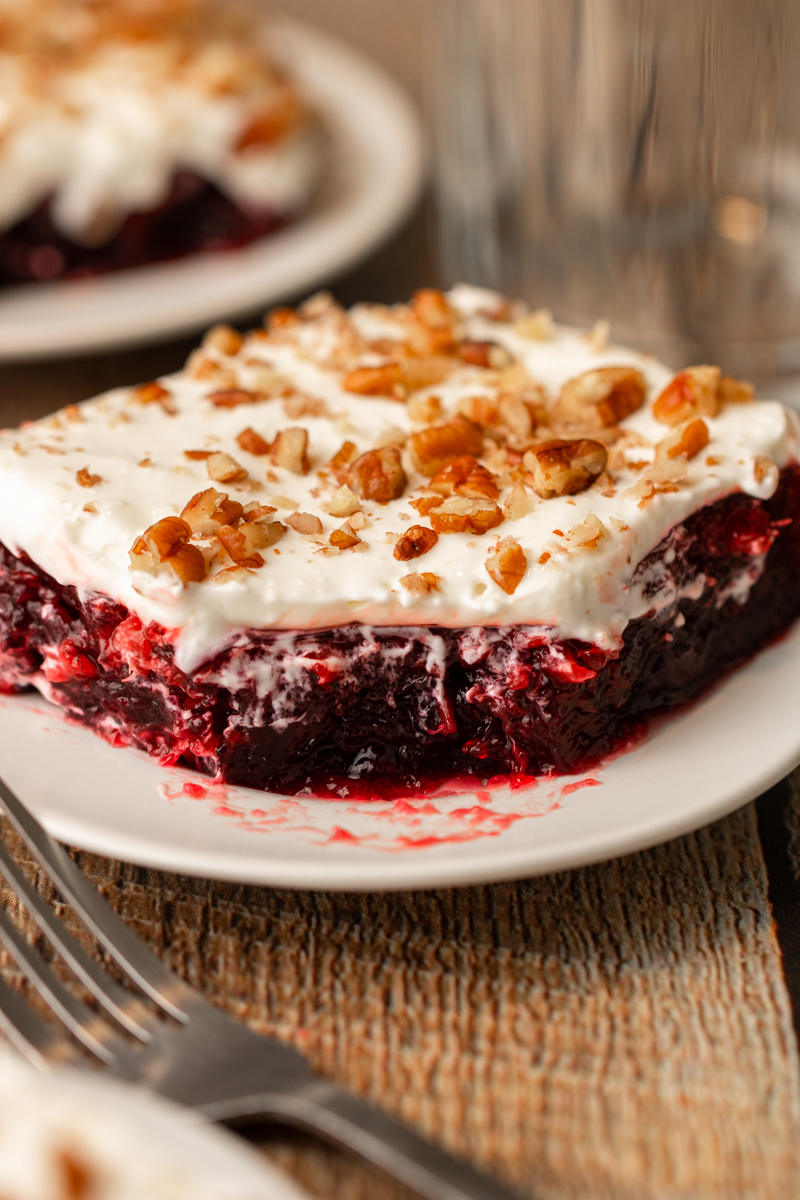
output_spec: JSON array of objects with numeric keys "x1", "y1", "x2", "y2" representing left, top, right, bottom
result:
[
  {"x1": 0, "y1": 778, "x2": 189, "y2": 1022},
  {"x1": 0, "y1": 972, "x2": 84, "y2": 1070},
  {"x1": 0, "y1": 900, "x2": 123, "y2": 1063},
  {"x1": 0, "y1": 839, "x2": 153, "y2": 1042}
]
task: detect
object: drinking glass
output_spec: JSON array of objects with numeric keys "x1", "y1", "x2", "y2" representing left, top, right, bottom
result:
[{"x1": 431, "y1": 0, "x2": 800, "y2": 391}]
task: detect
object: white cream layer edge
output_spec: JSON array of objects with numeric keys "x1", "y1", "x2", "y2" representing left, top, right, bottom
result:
[
  {"x1": 0, "y1": 40, "x2": 321, "y2": 240},
  {"x1": 0, "y1": 285, "x2": 796, "y2": 675}
]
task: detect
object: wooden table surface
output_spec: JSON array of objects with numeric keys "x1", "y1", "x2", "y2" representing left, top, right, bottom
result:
[{"x1": 2, "y1": 207, "x2": 800, "y2": 1200}]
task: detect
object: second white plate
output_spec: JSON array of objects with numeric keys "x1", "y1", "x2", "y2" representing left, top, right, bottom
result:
[
  {"x1": 0, "y1": 19, "x2": 424, "y2": 360},
  {"x1": 0, "y1": 620, "x2": 798, "y2": 891}
]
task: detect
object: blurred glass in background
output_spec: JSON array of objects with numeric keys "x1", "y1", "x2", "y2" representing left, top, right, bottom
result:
[{"x1": 431, "y1": 0, "x2": 800, "y2": 391}]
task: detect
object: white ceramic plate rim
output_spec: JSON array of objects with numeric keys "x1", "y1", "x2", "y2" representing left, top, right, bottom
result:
[
  {"x1": 0, "y1": 618, "x2": 798, "y2": 891},
  {"x1": 0, "y1": 18, "x2": 425, "y2": 360}
]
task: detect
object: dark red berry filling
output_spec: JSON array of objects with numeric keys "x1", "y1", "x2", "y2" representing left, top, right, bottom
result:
[
  {"x1": 0, "y1": 171, "x2": 286, "y2": 286},
  {"x1": 2, "y1": 467, "x2": 800, "y2": 796}
]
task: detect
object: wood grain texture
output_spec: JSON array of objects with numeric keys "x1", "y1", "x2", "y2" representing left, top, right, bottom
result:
[{"x1": 10, "y1": 801, "x2": 787, "y2": 1200}]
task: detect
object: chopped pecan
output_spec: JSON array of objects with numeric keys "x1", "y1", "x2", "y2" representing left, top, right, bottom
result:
[
  {"x1": 342, "y1": 363, "x2": 401, "y2": 396},
  {"x1": 181, "y1": 489, "x2": 244, "y2": 535},
  {"x1": 623, "y1": 457, "x2": 689, "y2": 506},
  {"x1": 236, "y1": 427, "x2": 271, "y2": 455},
  {"x1": 330, "y1": 523, "x2": 362, "y2": 550},
  {"x1": 653, "y1": 366, "x2": 720, "y2": 425},
  {"x1": 400, "y1": 571, "x2": 442, "y2": 594},
  {"x1": 242, "y1": 502, "x2": 278, "y2": 523},
  {"x1": 265, "y1": 306, "x2": 300, "y2": 331},
  {"x1": 429, "y1": 498, "x2": 504, "y2": 535},
  {"x1": 429, "y1": 456, "x2": 498, "y2": 500},
  {"x1": 129, "y1": 516, "x2": 205, "y2": 584},
  {"x1": 328, "y1": 484, "x2": 361, "y2": 517},
  {"x1": 719, "y1": 375, "x2": 755, "y2": 405},
  {"x1": 486, "y1": 538, "x2": 527, "y2": 593},
  {"x1": 553, "y1": 367, "x2": 646, "y2": 428},
  {"x1": 185, "y1": 351, "x2": 237, "y2": 388},
  {"x1": 655, "y1": 418, "x2": 709, "y2": 463},
  {"x1": 249, "y1": 366, "x2": 292, "y2": 397},
  {"x1": 459, "y1": 340, "x2": 514, "y2": 369},
  {"x1": 407, "y1": 415, "x2": 483, "y2": 476},
  {"x1": 409, "y1": 495, "x2": 444, "y2": 516},
  {"x1": 523, "y1": 439, "x2": 608, "y2": 498},
  {"x1": 282, "y1": 394, "x2": 330, "y2": 419},
  {"x1": 393, "y1": 525, "x2": 438, "y2": 561},
  {"x1": 203, "y1": 324, "x2": 244, "y2": 357},
  {"x1": 458, "y1": 395, "x2": 499, "y2": 427},
  {"x1": 76, "y1": 467, "x2": 102, "y2": 488},
  {"x1": 184, "y1": 449, "x2": 213, "y2": 460},
  {"x1": 513, "y1": 310, "x2": 553, "y2": 341},
  {"x1": 406, "y1": 289, "x2": 457, "y2": 355},
  {"x1": 346, "y1": 446, "x2": 407, "y2": 503},
  {"x1": 207, "y1": 452, "x2": 247, "y2": 483},
  {"x1": 503, "y1": 483, "x2": 536, "y2": 521},
  {"x1": 285, "y1": 511, "x2": 324, "y2": 535},
  {"x1": 216, "y1": 522, "x2": 268, "y2": 568},
  {"x1": 270, "y1": 427, "x2": 310, "y2": 474},
  {"x1": 208, "y1": 389, "x2": 259, "y2": 409},
  {"x1": 400, "y1": 356, "x2": 454, "y2": 392},
  {"x1": 565, "y1": 514, "x2": 608, "y2": 549},
  {"x1": 131, "y1": 381, "x2": 175, "y2": 413},
  {"x1": 329, "y1": 440, "x2": 358, "y2": 482},
  {"x1": 407, "y1": 393, "x2": 443, "y2": 425},
  {"x1": 497, "y1": 394, "x2": 536, "y2": 442}
]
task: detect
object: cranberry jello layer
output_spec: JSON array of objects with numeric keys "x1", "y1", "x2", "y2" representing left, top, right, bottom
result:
[
  {"x1": 1, "y1": 286, "x2": 799, "y2": 795},
  {"x1": 0, "y1": 0, "x2": 321, "y2": 283}
]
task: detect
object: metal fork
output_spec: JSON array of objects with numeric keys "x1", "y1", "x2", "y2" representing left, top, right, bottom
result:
[{"x1": 0, "y1": 775, "x2": 520, "y2": 1200}]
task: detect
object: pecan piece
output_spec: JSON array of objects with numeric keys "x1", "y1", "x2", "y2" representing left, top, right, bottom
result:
[
  {"x1": 429, "y1": 498, "x2": 504, "y2": 535},
  {"x1": 216, "y1": 522, "x2": 269, "y2": 568},
  {"x1": 346, "y1": 446, "x2": 407, "y2": 503},
  {"x1": 407, "y1": 393, "x2": 443, "y2": 425},
  {"x1": 460, "y1": 340, "x2": 514, "y2": 369},
  {"x1": 329, "y1": 440, "x2": 358, "y2": 482},
  {"x1": 407, "y1": 416, "x2": 483, "y2": 476},
  {"x1": 203, "y1": 324, "x2": 244, "y2": 357},
  {"x1": 429, "y1": 456, "x2": 499, "y2": 500},
  {"x1": 400, "y1": 357, "x2": 454, "y2": 392},
  {"x1": 130, "y1": 516, "x2": 205, "y2": 584},
  {"x1": 181, "y1": 489, "x2": 244, "y2": 536},
  {"x1": 208, "y1": 390, "x2": 260, "y2": 409},
  {"x1": 655, "y1": 418, "x2": 709, "y2": 463},
  {"x1": 207, "y1": 452, "x2": 247, "y2": 483},
  {"x1": 328, "y1": 484, "x2": 361, "y2": 517},
  {"x1": 400, "y1": 572, "x2": 442, "y2": 594},
  {"x1": 330, "y1": 523, "x2": 362, "y2": 550},
  {"x1": 236, "y1": 427, "x2": 271, "y2": 455},
  {"x1": 719, "y1": 375, "x2": 755, "y2": 405},
  {"x1": 393, "y1": 525, "x2": 438, "y2": 561},
  {"x1": 342, "y1": 363, "x2": 401, "y2": 396},
  {"x1": 523, "y1": 439, "x2": 608, "y2": 499},
  {"x1": 131, "y1": 381, "x2": 175, "y2": 413},
  {"x1": 270, "y1": 427, "x2": 310, "y2": 474},
  {"x1": 553, "y1": 367, "x2": 646, "y2": 428},
  {"x1": 653, "y1": 366, "x2": 720, "y2": 425},
  {"x1": 76, "y1": 467, "x2": 102, "y2": 488},
  {"x1": 409, "y1": 496, "x2": 444, "y2": 516},
  {"x1": 285, "y1": 511, "x2": 324, "y2": 535},
  {"x1": 486, "y1": 538, "x2": 527, "y2": 594}
]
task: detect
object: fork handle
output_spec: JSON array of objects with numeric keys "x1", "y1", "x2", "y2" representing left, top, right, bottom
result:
[{"x1": 218, "y1": 1080, "x2": 521, "y2": 1200}]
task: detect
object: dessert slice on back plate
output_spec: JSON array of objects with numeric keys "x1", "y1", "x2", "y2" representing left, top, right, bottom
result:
[
  {"x1": 0, "y1": 0, "x2": 322, "y2": 284},
  {"x1": 0, "y1": 286, "x2": 799, "y2": 796}
]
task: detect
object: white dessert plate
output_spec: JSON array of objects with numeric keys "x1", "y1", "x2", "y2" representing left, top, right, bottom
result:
[
  {"x1": 0, "y1": 19, "x2": 424, "y2": 360},
  {"x1": 0, "y1": 620, "x2": 798, "y2": 891}
]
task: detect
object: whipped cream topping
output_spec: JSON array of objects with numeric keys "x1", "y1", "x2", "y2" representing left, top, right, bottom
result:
[
  {"x1": 0, "y1": 285, "x2": 796, "y2": 674},
  {"x1": 0, "y1": 1, "x2": 321, "y2": 242}
]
